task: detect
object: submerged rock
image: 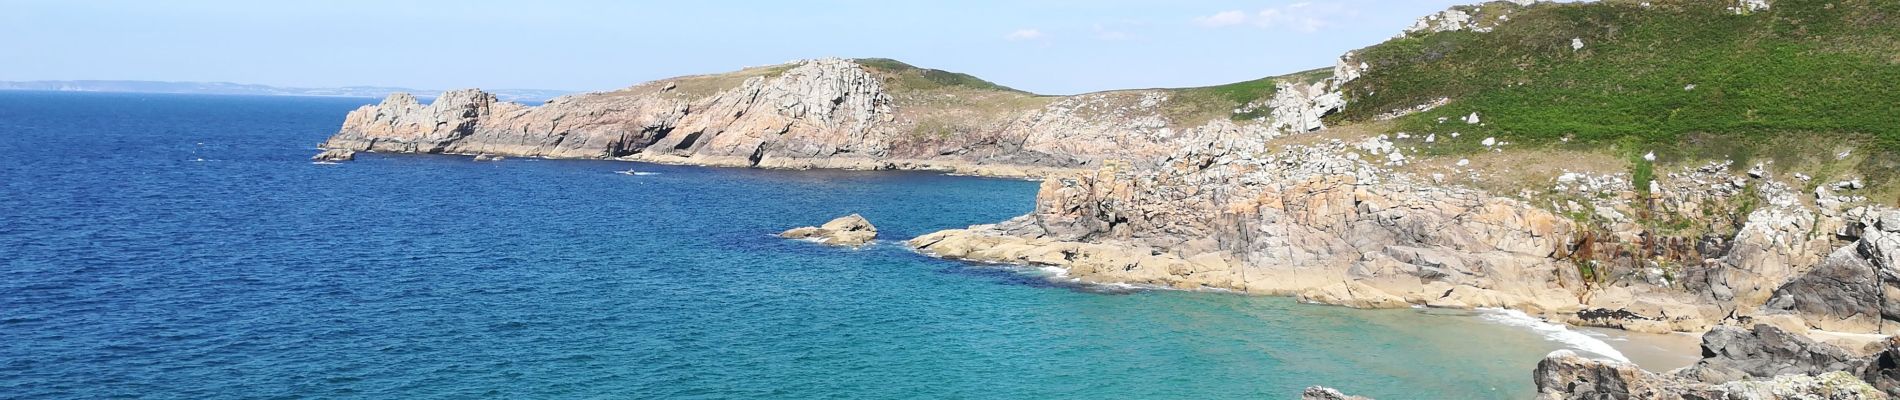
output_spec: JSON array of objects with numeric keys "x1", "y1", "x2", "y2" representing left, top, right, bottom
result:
[
  {"x1": 780, "y1": 214, "x2": 878, "y2": 247},
  {"x1": 1301, "y1": 386, "x2": 1373, "y2": 400},
  {"x1": 311, "y1": 148, "x2": 355, "y2": 162}
]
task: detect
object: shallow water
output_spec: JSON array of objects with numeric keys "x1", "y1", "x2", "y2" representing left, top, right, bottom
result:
[{"x1": 1, "y1": 91, "x2": 1639, "y2": 399}]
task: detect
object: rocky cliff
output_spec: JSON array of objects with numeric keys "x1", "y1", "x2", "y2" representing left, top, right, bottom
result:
[{"x1": 319, "y1": 58, "x2": 1341, "y2": 178}]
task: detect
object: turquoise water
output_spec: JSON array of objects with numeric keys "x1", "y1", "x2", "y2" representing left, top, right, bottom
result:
[{"x1": 0, "y1": 91, "x2": 1585, "y2": 399}]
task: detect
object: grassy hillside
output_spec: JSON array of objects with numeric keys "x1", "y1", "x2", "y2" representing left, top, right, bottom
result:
[
  {"x1": 1332, "y1": 0, "x2": 1900, "y2": 187},
  {"x1": 852, "y1": 58, "x2": 1029, "y2": 94}
]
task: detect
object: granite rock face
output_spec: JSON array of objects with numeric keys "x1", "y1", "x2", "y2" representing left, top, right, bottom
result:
[
  {"x1": 1766, "y1": 209, "x2": 1900, "y2": 333},
  {"x1": 780, "y1": 214, "x2": 879, "y2": 247}
]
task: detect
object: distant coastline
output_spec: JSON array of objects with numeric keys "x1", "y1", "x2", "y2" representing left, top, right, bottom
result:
[{"x1": 0, "y1": 80, "x2": 571, "y2": 103}]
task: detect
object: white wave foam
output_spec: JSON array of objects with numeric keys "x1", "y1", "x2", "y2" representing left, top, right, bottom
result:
[
  {"x1": 1038, "y1": 265, "x2": 1071, "y2": 279},
  {"x1": 1477, "y1": 308, "x2": 1630, "y2": 363}
]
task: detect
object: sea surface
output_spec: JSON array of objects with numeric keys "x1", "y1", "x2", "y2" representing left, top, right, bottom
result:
[{"x1": 1, "y1": 91, "x2": 1630, "y2": 399}]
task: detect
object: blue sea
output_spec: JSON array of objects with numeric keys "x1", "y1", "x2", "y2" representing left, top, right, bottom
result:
[{"x1": 1, "y1": 91, "x2": 1620, "y2": 399}]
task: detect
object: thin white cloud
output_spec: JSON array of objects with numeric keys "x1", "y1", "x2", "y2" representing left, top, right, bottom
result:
[
  {"x1": 1194, "y1": 10, "x2": 1249, "y2": 27},
  {"x1": 1194, "y1": 2, "x2": 1355, "y2": 33},
  {"x1": 1092, "y1": 22, "x2": 1144, "y2": 41},
  {"x1": 1005, "y1": 28, "x2": 1046, "y2": 41}
]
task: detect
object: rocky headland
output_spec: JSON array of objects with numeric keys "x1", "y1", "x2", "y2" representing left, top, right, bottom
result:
[
  {"x1": 318, "y1": 0, "x2": 1900, "y2": 395},
  {"x1": 316, "y1": 58, "x2": 1336, "y2": 179}
]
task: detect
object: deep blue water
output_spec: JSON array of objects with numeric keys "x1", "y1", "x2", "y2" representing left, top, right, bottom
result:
[{"x1": 0, "y1": 91, "x2": 1588, "y2": 399}]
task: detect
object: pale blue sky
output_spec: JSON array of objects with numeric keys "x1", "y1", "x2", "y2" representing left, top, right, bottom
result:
[{"x1": 0, "y1": 0, "x2": 1470, "y2": 95}]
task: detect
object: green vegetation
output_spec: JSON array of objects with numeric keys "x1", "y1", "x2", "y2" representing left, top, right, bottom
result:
[
  {"x1": 852, "y1": 58, "x2": 1028, "y2": 93},
  {"x1": 661, "y1": 64, "x2": 799, "y2": 98},
  {"x1": 1332, "y1": 0, "x2": 1900, "y2": 187},
  {"x1": 1162, "y1": 67, "x2": 1332, "y2": 122},
  {"x1": 1630, "y1": 155, "x2": 1656, "y2": 196}
]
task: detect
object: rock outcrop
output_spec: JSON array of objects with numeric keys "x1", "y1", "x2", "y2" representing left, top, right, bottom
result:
[
  {"x1": 1681, "y1": 325, "x2": 1868, "y2": 385},
  {"x1": 1534, "y1": 350, "x2": 1884, "y2": 399},
  {"x1": 1401, "y1": 1, "x2": 1539, "y2": 35},
  {"x1": 780, "y1": 214, "x2": 878, "y2": 247},
  {"x1": 1535, "y1": 325, "x2": 1896, "y2": 399},
  {"x1": 912, "y1": 139, "x2": 1582, "y2": 313},
  {"x1": 311, "y1": 148, "x2": 354, "y2": 162}
]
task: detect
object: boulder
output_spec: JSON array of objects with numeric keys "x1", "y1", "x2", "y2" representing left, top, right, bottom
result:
[
  {"x1": 1533, "y1": 350, "x2": 1719, "y2": 400},
  {"x1": 311, "y1": 148, "x2": 355, "y2": 162},
  {"x1": 780, "y1": 214, "x2": 878, "y2": 247}
]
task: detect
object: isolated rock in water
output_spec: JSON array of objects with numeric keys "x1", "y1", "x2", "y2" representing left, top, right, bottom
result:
[
  {"x1": 1301, "y1": 386, "x2": 1373, "y2": 400},
  {"x1": 780, "y1": 214, "x2": 878, "y2": 247},
  {"x1": 473, "y1": 154, "x2": 503, "y2": 162},
  {"x1": 311, "y1": 149, "x2": 355, "y2": 162}
]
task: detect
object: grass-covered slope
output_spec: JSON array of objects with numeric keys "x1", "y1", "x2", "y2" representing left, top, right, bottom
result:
[
  {"x1": 1160, "y1": 67, "x2": 1334, "y2": 122},
  {"x1": 1334, "y1": 0, "x2": 1900, "y2": 162},
  {"x1": 852, "y1": 58, "x2": 1029, "y2": 94}
]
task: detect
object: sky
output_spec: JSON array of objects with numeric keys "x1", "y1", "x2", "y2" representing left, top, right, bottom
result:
[{"x1": 0, "y1": 0, "x2": 1473, "y2": 95}]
